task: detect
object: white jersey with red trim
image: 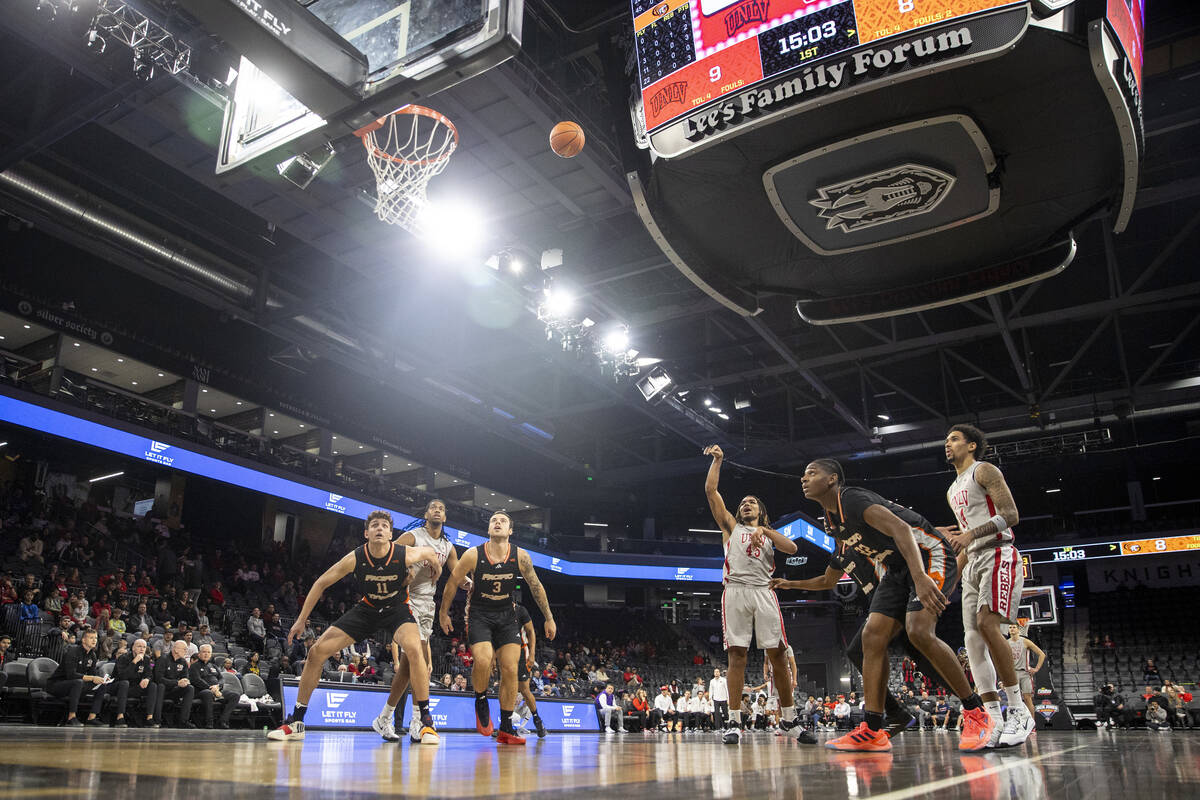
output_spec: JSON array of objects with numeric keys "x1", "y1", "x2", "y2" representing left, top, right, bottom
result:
[
  {"x1": 1009, "y1": 636, "x2": 1030, "y2": 672},
  {"x1": 947, "y1": 461, "x2": 1016, "y2": 555},
  {"x1": 723, "y1": 523, "x2": 775, "y2": 586}
]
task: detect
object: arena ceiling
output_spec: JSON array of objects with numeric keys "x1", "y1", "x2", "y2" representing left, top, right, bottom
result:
[{"x1": 1, "y1": 0, "x2": 1198, "y2": 512}]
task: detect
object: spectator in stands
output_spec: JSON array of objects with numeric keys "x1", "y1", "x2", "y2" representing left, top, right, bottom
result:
[
  {"x1": 439, "y1": 673, "x2": 452, "y2": 690},
  {"x1": 834, "y1": 696, "x2": 852, "y2": 730},
  {"x1": 19, "y1": 531, "x2": 43, "y2": 564},
  {"x1": 91, "y1": 592, "x2": 112, "y2": 622},
  {"x1": 902, "y1": 656, "x2": 915, "y2": 689},
  {"x1": 0, "y1": 577, "x2": 16, "y2": 606},
  {"x1": 222, "y1": 658, "x2": 236, "y2": 675},
  {"x1": 1102, "y1": 634, "x2": 1116, "y2": 649},
  {"x1": 190, "y1": 644, "x2": 235, "y2": 729},
  {"x1": 194, "y1": 624, "x2": 214, "y2": 649},
  {"x1": 630, "y1": 688, "x2": 650, "y2": 732},
  {"x1": 451, "y1": 674, "x2": 468, "y2": 692},
  {"x1": 1146, "y1": 701, "x2": 1170, "y2": 731},
  {"x1": 246, "y1": 607, "x2": 266, "y2": 652},
  {"x1": 69, "y1": 597, "x2": 88, "y2": 626},
  {"x1": 674, "y1": 690, "x2": 691, "y2": 732},
  {"x1": 129, "y1": 602, "x2": 153, "y2": 636},
  {"x1": 155, "y1": 639, "x2": 196, "y2": 728},
  {"x1": 137, "y1": 575, "x2": 158, "y2": 597},
  {"x1": 18, "y1": 574, "x2": 40, "y2": 605},
  {"x1": 155, "y1": 600, "x2": 175, "y2": 629},
  {"x1": 246, "y1": 651, "x2": 261, "y2": 676},
  {"x1": 651, "y1": 686, "x2": 673, "y2": 731},
  {"x1": 1094, "y1": 683, "x2": 1116, "y2": 729},
  {"x1": 18, "y1": 589, "x2": 39, "y2": 623},
  {"x1": 208, "y1": 581, "x2": 225, "y2": 609},
  {"x1": 45, "y1": 628, "x2": 112, "y2": 726},
  {"x1": 1143, "y1": 659, "x2": 1161, "y2": 686},
  {"x1": 542, "y1": 663, "x2": 558, "y2": 684},
  {"x1": 0, "y1": 635, "x2": 10, "y2": 693},
  {"x1": 598, "y1": 684, "x2": 625, "y2": 734},
  {"x1": 109, "y1": 609, "x2": 127, "y2": 636},
  {"x1": 114, "y1": 637, "x2": 159, "y2": 728},
  {"x1": 181, "y1": 630, "x2": 198, "y2": 659},
  {"x1": 42, "y1": 587, "x2": 63, "y2": 619},
  {"x1": 934, "y1": 696, "x2": 951, "y2": 731}
]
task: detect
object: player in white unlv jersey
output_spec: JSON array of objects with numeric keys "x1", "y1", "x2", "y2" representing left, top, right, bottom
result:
[
  {"x1": 373, "y1": 499, "x2": 459, "y2": 743},
  {"x1": 704, "y1": 444, "x2": 815, "y2": 746},
  {"x1": 943, "y1": 424, "x2": 1033, "y2": 747},
  {"x1": 1007, "y1": 623, "x2": 1046, "y2": 718}
]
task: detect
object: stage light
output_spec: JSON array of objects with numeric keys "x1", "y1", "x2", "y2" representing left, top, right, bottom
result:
[
  {"x1": 703, "y1": 397, "x2": 712, "y2": 407},
  {"x1": 581, "y1": 317, "x2": 596, "y2": 328},
  {"x1": 734, "y1": 397, "x2": 751, "y2": 410},
  {"x1": 416, "y1": 200, "x2": 485, "y2": 258},
  {"x1": 877, "y1": 414, "x2": 890, "y2": 421},
  {"x1": 133, "y1": 48, "x2": 155, "y2": 81},
  {"x1": 601, "y1": 325, "x2": 629, "y2": 353},
  {"x1": 542, "y1": 287, "x2": 574, "y2": 318},
  {"x1": 708, "y1": 407, "x2": 723, "y2": 414},
  {"x1": 89, "y1": 470, "x2": 124, "y2": 483},
  {"x1": 85, "y1": 28, "x2": 106, "y2": 55},
  {"x1": 718, "y1": 413, "x2": 729, "y2": 420},
  {"x1": 276, "y1": 143, "x2": 335, "y2": 190},
  {"x1": 636, "y1": 367, "x2": 673, "y2": 402},
  {"x1": 540, "y1": 248, "x2": 563, "y2": 270}
]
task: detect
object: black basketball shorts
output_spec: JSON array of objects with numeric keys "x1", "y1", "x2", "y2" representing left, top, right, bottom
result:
[
  {"x1": 466, "y1": 606, "x2": 522, "y2": 649},
  {"x1": 331, "y1": 601, "x2": 416, "y2": 642},
  {"x1": 869, "y1": 537, "x2": 959, "y2": 622}
]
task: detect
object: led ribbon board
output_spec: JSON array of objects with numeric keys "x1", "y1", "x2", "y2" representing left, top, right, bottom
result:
[{"x1": 0, "y1": 391, "x2": 832, "y2": 582}]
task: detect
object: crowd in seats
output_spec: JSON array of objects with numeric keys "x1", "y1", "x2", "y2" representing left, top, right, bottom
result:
[{"x1": 1085, "y1": 586, "x2": 1199, "y2": 730}]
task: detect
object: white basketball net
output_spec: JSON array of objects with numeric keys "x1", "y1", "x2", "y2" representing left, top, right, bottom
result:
[{"x1": 358, "y1": 107, "x2": 457, "y2": 234}]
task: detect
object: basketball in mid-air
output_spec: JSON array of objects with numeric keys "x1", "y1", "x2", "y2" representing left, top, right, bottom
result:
[{"x1": 549, "y1": 121, "x2": 585, "y2": 158}]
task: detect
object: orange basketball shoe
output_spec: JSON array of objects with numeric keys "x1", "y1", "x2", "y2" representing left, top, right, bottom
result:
[
  {"x1": 825, "y1": 722, "x2": 892, "y2": 752},
  {"x1": 959, "y1": 707, "x2": 996, "y2": 751}
]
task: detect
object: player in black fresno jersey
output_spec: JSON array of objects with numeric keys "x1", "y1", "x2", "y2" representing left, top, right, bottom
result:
[
  {"x1": 441, "y1": 510, "x2": 557, "y2": 745},
  {"x1": 772, "y1": 542, "x2": 926, "y2": 739},
  {"x1": 267, "y1": 510, "x2": 444, "y2": 742},
  {"x1": 800, "y1": 459, "x2": 993, "y2": 753}
]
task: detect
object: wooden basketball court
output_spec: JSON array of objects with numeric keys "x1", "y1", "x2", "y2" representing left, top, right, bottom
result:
[{"x1": 0, "y1": 726, "x2": 1194, "y2": 799}]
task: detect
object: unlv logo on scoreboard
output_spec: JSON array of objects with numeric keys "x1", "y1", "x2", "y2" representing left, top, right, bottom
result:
[{"x1": 723, "y1": 0, "x2": 771, "y2": 37}]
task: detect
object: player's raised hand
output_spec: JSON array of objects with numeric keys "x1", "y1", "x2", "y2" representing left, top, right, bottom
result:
[
  {"x1": 287, "y1": 617, "x2": 305, "y2": 647},
  {"x1": 544, "y1": 618, "x2": 557, "y2": 641},
  {"x1": 703, "y1": 444, "x2": 724, "y2": 461}
]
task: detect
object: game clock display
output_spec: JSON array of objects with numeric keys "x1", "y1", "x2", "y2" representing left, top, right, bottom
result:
[{"x1": 633, "y1": 0, "x2": 1023, "y2": 133}]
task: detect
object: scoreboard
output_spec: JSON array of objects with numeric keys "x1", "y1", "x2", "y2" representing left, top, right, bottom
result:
[
  {"x1": 1021, "y1": 534, "x2": 1200, "y2": 568},
  {"x1": 632, "y1": 0, "x2": 1023, "y2": 132}
]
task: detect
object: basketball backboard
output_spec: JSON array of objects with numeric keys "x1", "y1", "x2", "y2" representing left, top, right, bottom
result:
[
  {"x1": 1018, "y1": 585, "x2": 1059, "y2": 627},
  {"x1": 190, "y1": 0, "x2": 522, "y2": 173}
]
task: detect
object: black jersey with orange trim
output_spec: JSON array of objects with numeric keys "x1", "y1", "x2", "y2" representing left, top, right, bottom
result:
[
  {"x1": 468, "y1": 543, "x2": 520, "y2": 611},
  {"x1": 828, "y1": 540, "x2": 888, "y2": 596},
  {"x1": 824, "y1": 487, "x2": 949, "y2": 572},
  {"x1": 353, "y1": 543, "x2": 408, "y2": 609}
]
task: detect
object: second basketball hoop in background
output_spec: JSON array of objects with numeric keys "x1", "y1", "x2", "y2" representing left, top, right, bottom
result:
[{"x1": 550, "y1": 121, "x2": 585, "y2": 158}]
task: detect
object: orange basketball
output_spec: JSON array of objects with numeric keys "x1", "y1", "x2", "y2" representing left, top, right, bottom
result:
[{"x1": 549, "y1": 121, "x2": 585, "y2": 158}]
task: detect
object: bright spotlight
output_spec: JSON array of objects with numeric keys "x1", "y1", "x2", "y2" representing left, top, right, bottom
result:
[
  {"x1": 416, "y1": 200, "x2": 486, "y2": 259},
  {"x1": 542, "y1": 287, "x2": 574, "y2": 318},
  {"x1": 602, "y1": 325, "x2": 629, "y2": 353}
]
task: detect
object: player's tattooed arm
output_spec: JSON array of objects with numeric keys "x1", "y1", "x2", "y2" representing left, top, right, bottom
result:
[
  {"x1": 518, "y1": 549, "x2": 556, "y2": 640},
  {"x1": 966, "y1": 462, "x2": 1020, "y2": 542}
]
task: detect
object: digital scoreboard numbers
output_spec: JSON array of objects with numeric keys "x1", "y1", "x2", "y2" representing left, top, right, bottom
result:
[
  {"x1": 758, "y1": 3, "x2": 859, "y2": 78},
  {"x1": 1121, "y1": 534, "x2": 1200, "y2": 556},
  {"x1": 632, "y1": 0, "x2": 1024, "y2": 135},
  {"x1": 634, "y1": 0, "x2": 697, "y2": 88}
]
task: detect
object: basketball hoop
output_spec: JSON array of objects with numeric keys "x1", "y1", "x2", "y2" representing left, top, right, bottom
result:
[{"x1": 355, "y1": 105, "x2": 458, "y2": 233}]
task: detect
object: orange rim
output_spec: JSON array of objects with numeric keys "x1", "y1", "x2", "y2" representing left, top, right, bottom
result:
[{"x1": 355, "y1": 105, "x2": 458, "y2": 167}]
